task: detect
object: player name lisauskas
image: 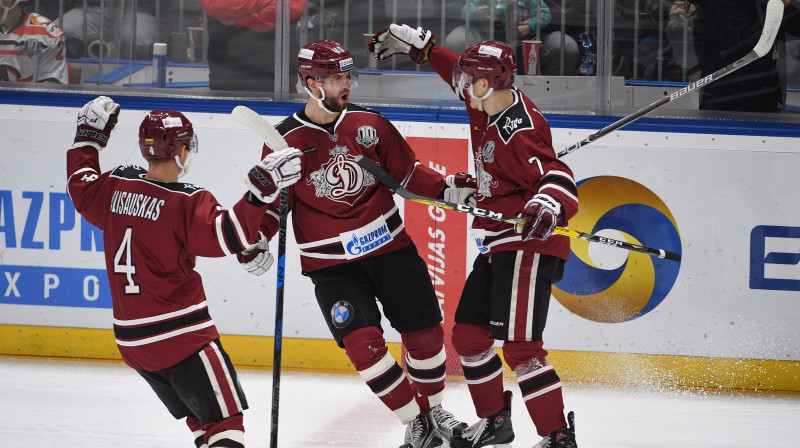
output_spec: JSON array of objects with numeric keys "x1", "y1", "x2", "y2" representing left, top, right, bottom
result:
[{"x1": 109, "y1": 190, "x2": 165, "y2": 221}]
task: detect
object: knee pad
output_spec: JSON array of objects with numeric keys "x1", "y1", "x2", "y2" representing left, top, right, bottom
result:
[
  {"x1": 401, "y1": 323, "x2": 444, "y2": 360},
  {"x1": 451, "y1": 323, "x2": 493, "y2": 357},
  {"x1": 502, "y1": 340, "x2": 547, "y2": 371},
  {"x1": 342, "y1": 325, "x2": 388, "y2": 370}
]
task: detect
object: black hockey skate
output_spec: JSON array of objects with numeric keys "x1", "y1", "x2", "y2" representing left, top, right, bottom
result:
[
  {"x1": 429, "y1": 403, "x2": 468, "y2": 441},
  {"x1": 450, "y1": 390, "x2": 515, "y2": 448},
  {"x1": 400, "y1": 411, "x2": 444, "y2": 448},
  {"x1": 532, "y1": 411, "x2": 577, "y2": 448}
]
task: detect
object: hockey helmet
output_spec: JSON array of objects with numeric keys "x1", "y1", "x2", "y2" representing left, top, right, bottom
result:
[
  {"x1": 138, "y1": 110, "x2": 198, "y2": 160},
  {"x1": 296, "y1": 39, "x2": 358, "y2": 89},
  {"x1": 452, "y1": 40, "x2": 517, "y2": 92}
]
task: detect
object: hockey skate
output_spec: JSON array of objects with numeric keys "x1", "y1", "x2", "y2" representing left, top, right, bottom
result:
[
  {"x1": 531, "y1": 411, "x2": 577, "y2": 448},
  {"x1": 450, "y1": 391, "x2": 515, "y2": 448},
  {"x1": 429, "y1": 403, "x2": 468, "y2": 441},
  {"x1": 400, "y1": 411, "x2": 444, "y2": 448}
]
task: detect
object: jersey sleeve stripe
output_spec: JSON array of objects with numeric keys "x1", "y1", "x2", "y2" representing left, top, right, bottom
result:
[
  {"x1": 215, "y1": 215, "x2": 234, "y2": 255},
  {"x1": 67, "y1": 166, "x2": 98, "y2": 182},
  {"x1": 399, "y1": 162, "x2": 418, "y2": 188},
  {"x1": 220, "y1": 212, "x2": 246, "y2": 254},
  {"x1": 227, "y1": 209, "x2": 250, "y2": 249},
  {"x1": 539, "y1": 183, "x2": 578, "y2": 204}
]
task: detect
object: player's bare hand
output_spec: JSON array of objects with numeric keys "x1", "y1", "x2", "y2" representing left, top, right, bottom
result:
[
  {"x1": 72, "y1": 96, "x2": 120, "y2": 151},
  {"x1": 371, "y1": 23, "x2": 435, "y2": 64},
  {"x1": 247, "y1": 147, "x2": 303, "y2": 203}
]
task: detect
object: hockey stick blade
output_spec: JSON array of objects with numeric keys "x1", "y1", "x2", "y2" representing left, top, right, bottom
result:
[
  {"x1": 355, "y1": 155, "x2": 680, "y2": 261},
  {"x1": 556, "y1": 0, "x2": 784, "y2": 158},
  {"x1": 231, "y1": 105, "x2": 289, "y2": 151}
]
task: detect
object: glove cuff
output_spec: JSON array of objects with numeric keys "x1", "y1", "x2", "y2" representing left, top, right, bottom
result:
[{"x1": 71, "y1": 141, "x2": 104, "y2": 152}]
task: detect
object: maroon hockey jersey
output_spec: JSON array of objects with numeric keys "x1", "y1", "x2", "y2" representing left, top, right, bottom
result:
[
  {"x1": 429, "y1": 45, "x2": 578, "y2": 259},
  {"x1": 67, "y1": 146, "x2": 269, "y2": 371},
  {"x1": 259, "y1": 105, "x2": 447, "y2": 272}
]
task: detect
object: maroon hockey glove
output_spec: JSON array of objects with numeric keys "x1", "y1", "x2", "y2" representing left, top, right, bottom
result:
[
  {"x1": 72, "y1": 96, "x2": 120, "y2": 151},
  {"x1": 247, "y1": 147, "x2": 303, "y2": 203},
  {"x1": 442, "y1": 172, "x2": 477, "y2": 207},
  {"x1": 371, "y1": 23, "x2": 435, "y2": 64},
  {"x1": 517, "y1": 194, "x2": 561, "y2": 241}
]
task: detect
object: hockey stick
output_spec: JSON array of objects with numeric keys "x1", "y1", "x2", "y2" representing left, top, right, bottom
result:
[
  {"x1": 355, "y1": 155, "x2": 680, "y2": 262},
  {"x1": 556, "y1": 0, "x2": 784, "y2": 158},
  {"x1": 230, "y1": 105, "x2": 287, "y2": 448}
]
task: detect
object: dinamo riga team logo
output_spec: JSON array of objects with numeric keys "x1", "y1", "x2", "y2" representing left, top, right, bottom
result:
[{"x1": 553, "y1": 176, "x2": 682, "y2": 323}]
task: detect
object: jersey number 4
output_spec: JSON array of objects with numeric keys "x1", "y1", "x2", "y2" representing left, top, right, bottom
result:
[{"x1": 114, "y1": 227, "x2": 140, "y2": 294}]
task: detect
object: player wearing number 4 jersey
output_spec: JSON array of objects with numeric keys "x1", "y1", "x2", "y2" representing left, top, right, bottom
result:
[
  {"x1": 241, "y1": 40, "x2": 466, "y2": 448},
  {"x1": 66, "y1": 96, "x2": 302, "y2": 448},
  {"x1": 372, "y1": 25, "x2": 580, "y2": 448}
]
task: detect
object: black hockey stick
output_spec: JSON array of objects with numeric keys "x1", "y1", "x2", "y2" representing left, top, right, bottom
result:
[
  {"x1": 556, "y1": 0, "x2": 784, "y2": 158},
  {"x1": 355, "y1": 155, "x2": 680, "y2": 262}
]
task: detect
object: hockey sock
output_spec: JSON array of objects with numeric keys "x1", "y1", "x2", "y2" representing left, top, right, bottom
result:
[
  {"x1": 402, "y1": 324, "x2": 446, "y2": 404},
  {"x1": 452, "y1": 323, "x2": 505, "y2": 417},
  {"x1": 343, "y1": 326, "x2": 418, "y2": 424},
  {"x1": 504, "y1": 341, "x2": 567, "y2": 436},
  {"x1": 203, "y1": 413, "x2": 245, "y2": 448},
  {"x1": 186, "y1": 415, "x2": 205, "y2": 448}
]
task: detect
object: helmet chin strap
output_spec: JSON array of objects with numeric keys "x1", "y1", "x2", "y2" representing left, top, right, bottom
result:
[
  {"x1": 304, "y1": 82, "x2": 339, "y2": 115},
  {"x1": 175, "y1": 151, "x2": 194, "y2": 179},
  {"x1": 1, "y1": 0, "x2": 20, "y2": 24},
  {"x1": 467, "y1": 85, "x2": 494, "y2": 113}
]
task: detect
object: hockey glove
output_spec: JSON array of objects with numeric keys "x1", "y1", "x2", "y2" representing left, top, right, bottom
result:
[
  {"x1": 247, "y1": 147, "x2": 303, "y2": 203},
  {"x1": 517, "y1": 194, "x2": 561, "y2": 241},
  {"x1": 371, "y1": 23, "x2": 435, "y2": 64},
  {"x1": 237, "y1": 233, "x2": 274, "y2": 276},
  {"x1": 443, "y1": 172, "x2": 477, "y2": 207},
  {"x1": 72, "y1": 96, "x2": 120, "y2": 151}
]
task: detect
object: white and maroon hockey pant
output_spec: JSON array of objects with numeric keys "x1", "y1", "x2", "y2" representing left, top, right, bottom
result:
[{"x1": 137, "y1": 339, "x2": 247, "y2": 447}]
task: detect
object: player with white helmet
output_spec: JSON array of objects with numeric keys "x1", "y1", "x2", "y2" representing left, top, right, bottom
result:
[
  {"x1": 0, "y1": 0, "x2": 68, "y2": 82},
  {"x1": 67, "y1": 96, "x2": 303, "y2": 448},
  {"x1": 242, "y1": 39, "x2": 467, "y2": 448},
  {"x1": 372, "y1": 25, "x2": 580, "y2": 448}
]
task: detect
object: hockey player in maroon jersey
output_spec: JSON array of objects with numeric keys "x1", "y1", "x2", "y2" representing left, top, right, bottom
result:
[
  {"x1": 240, "y1": 40, "x2": 466, "y2": 448},
  {"x1": 66, "y1": 96, "x2": 303, "y2": 448},
  {"x1": 371, "y1": 25, "x2": 580, "y2": 448},
  {"x1": 0, "y1": 0, "x2": 68, "y2": 82}
]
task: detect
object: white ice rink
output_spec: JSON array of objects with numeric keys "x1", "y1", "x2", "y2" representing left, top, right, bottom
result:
[{"x1": 1, "y1": 356, "x2": 798, "y2": 447}]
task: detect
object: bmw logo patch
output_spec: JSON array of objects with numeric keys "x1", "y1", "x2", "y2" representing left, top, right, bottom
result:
[{"x1": 330, "y1": 300, "x2": 354, "y2": 329}]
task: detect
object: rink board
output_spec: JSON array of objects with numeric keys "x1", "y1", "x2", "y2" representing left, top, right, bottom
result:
[{"x1": 1, "y1": 97, "x2": 799, "y2": 391}]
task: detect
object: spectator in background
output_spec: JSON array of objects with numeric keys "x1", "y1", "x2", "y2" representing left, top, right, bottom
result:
[
  {"x1": 444, "y1": 0, "x2": 578, "y2": 75},
  {"x1": 201, "y1": 0, "x2": 306, "y2": 91},
  {"x1": 0, "y1": 0, "x2": 68, "y2": 82},
  {"x1": 694, "y1": 0, "x2": 800, "y2": 112}
]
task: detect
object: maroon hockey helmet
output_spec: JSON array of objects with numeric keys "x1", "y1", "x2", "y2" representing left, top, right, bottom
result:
[
  {"x1": 138, "y1": 110, "x2": 198, "y2": 160},
  {"x1": 452, "y1": 40, "x2": 517, "y2": 92},
  {"x1": 296, "y1": 39, "x2": 358, "y2": 88}
]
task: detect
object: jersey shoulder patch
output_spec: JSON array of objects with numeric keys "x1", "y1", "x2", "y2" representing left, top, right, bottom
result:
[
  {"x1": 27, "y1": 13, "x2": 63, "y2": 37},
  {"x1": 495, "y1": 96, "x2": 533, "y2": 143},
  {"x1": 275, "y1": 114, "x2": 304, "y2": 136}
]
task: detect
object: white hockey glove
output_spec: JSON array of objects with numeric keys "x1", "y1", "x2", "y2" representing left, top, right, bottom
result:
[
  {"x1": 247, "y1": 147, "x2": 303, "y2": 203},
  {"x1": 237, "y1": 234, "x2": 274, "y2": 276},
  {"x1": 371, "y1": 23, "x2": 436, "y2": 64},
  {"x1": 72, "y1": 96, "x2": 120, "y2": 151},
  {"x1": 443, "y1": 172, "x2": 477, "y2": 207},
  {"x1": 516, "y1": 194, "x2": 561, "y2": 241}
]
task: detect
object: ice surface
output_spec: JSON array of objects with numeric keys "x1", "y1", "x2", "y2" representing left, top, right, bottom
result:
[{"x1": 1, "y1": 357, "x2": 798, "y2": 447}]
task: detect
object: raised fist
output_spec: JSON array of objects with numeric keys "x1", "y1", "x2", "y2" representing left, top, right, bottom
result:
[
  {"x1": 247, "y1": 147, "x2": 303, "y2": 203},
  {"x1": 443, "y1": 172, "x2": 477, "y2": 207},
  {"x1": 516, "y1": 194, "x2": 561, "y2": 241},
  {"x1": 371, "y1": 23, "x2": 436, "y2": 64},
  {"x1": 72, "y1": 96, "x2": 120, "y2": 151}
]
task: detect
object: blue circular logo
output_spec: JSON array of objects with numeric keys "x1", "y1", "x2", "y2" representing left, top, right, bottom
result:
[
  {"x1": 331, "y1": 300, "x2": 354, "y2": 329},
  {"x1": 553, "y1": 176, "x2": 682, "y2": 323}
]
